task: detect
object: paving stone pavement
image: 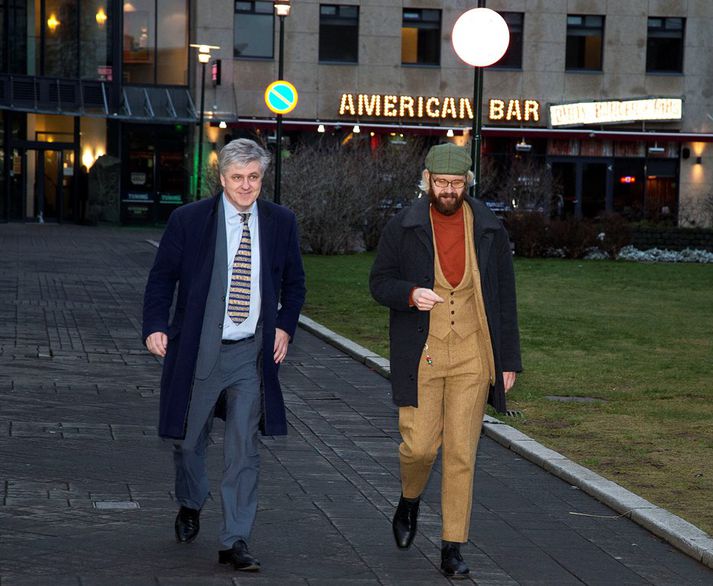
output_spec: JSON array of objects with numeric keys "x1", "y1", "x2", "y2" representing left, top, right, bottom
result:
[{"x1": 1, "y1": 223, "x2": 712, "y2": 586}]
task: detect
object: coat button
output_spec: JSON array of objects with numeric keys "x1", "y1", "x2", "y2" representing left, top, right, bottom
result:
[
  {"x1": 417, "y1": 326, "x2": 423, "y2": 333},
  {"x1": 218, "y1": 324, "x2": 223, "y2": 329},
  {"x1": 451, "y1": 311, "x2": 454, "y2": 315},
  {"x1": 451, "y1": 321, "x2": 455, "y2": 325}
]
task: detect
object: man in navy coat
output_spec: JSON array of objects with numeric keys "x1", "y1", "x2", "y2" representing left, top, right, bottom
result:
[{"x1": 143, "y1": 138, "x2": 305, "y2": 571}]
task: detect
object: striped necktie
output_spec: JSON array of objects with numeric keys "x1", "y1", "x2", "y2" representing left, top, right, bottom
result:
[{"x1": 227, "y1": 212, "x2": 251, "y2": 325}]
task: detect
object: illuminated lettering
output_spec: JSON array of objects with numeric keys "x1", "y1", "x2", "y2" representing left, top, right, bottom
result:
[
  {"x1": 426, "y1": 97, "x2": 440, "y2": 118},
  {"x1": 383, "y1": 95, "x2": 398, "y2": 117},
  {"x1": 339, "y1": 93, "x2": 356, "y2": 116},
  {"x1": 441, "y1": 97, "x2": 458, "y2": 119},
  {"x1": 506, "y1": 99, "x2": 522, "y2": 121},
  {"x1": 358, "y1": 94, "x2": 381, "y2": 117},
  {"x1": 417, "y1": 96, "x2": 424, "y2": 118},
  {"x1": 459, "y1": 98, "x2": 473, "y2": 120},
  {"x1": 489, "y1": 99, "x2": 505, "y2": 120},
  {"x1": 400, "y1": 95, "x2": 415, "y2": 118},
  {"x1": 524, "y1": 100, "x2": 540, "y2": 121},
  {"x1": 550, "y1": 98, "x2": 683, "y2": 127}
]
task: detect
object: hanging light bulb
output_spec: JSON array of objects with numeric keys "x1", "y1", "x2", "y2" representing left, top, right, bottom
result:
[
  {"x1": 353, "y1": 124, "x2": 361, "y2": 133},
  {"x1": 446, "y1": 128, "x2": 455, "y2": 137},
  {"x1": 317, "y1": 124, "x2": 325, "y2": 133},
  {"x1": 218, "y1": 120, "x2": 227, "y2": 129}
]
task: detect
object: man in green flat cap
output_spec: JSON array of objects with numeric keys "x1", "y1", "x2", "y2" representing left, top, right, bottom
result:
[{"x1": 370, "y1": 143, "x2": 522, "y2": 579}]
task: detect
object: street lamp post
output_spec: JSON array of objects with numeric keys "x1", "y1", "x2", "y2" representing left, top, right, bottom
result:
[
  {"x1": 451, "y1": 2, "x2": 509, "y2": 198},
  {"x1": 273, "y1": 0, "x2": 291, "y2": 205},
  {"x1": 190, "y1": 43, "x2": 220, "y2": 200}
]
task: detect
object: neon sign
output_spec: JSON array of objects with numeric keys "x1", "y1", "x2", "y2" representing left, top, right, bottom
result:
[{"x1": 550, "y1": 98, "x2": 682, "y2": 127}]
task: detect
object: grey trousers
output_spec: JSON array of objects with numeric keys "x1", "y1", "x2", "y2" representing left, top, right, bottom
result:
[{"x1": 173, "y1": 333, "x2": 262, "y2": 548}]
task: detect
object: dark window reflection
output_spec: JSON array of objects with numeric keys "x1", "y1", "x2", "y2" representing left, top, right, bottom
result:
[
  {"x1": 234, "y1": 1, "x2": 274, "y2": 59},
  {"x1": 566, "y1": 14, "x2": 604, "y2": 71}
]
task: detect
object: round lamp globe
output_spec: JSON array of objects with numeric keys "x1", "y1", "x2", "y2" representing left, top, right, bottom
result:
[{"x1": 452, "y1": 8, "x2": 510, "y2": 67}]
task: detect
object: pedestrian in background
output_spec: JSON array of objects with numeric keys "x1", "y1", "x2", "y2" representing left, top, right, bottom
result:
[
  {"x1": 369, "y1": 143, "x2": 522, "y2": 578},
  {"x1": 143, "y1": 138, "x2": 305, "y2": 572}
]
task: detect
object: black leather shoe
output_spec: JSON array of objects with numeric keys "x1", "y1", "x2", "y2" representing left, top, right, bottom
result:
[
  {"x1": 174, "y1": 506, "x2": 200, "y2": 543},
  {"x1": 219, "y1": 539, "x2": 260, "y2": 571},
  {"x1": 392, "y1": 495, "x2": 420, "y2": 549},
  {"x1": 441, "y1": 542, "x2": 469, "y2": 579}
]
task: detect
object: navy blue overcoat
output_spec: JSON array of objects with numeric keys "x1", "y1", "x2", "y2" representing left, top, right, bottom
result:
[{"x1": 142, "y1": 195, "x2": 306, "y2": 438}]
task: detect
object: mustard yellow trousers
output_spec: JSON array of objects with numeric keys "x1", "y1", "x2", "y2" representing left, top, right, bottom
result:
[{"x1": 398, "y1": 330, "x2": 490, "y2": 542}]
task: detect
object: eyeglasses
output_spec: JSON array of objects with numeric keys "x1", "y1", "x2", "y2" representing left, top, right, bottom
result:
[{"x1": 431, "y1": 177, "x2": 466, "y2": 189}]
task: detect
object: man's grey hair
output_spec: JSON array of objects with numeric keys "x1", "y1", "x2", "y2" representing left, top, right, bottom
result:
[
  {"x1": 418, "y1": 169, "x2": 474, "y2": 192},
  {"x1": 219, "y1": 138, "x2": 272, "y2": 176}
]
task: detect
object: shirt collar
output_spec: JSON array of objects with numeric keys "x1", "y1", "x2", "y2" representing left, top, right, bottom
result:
[{"x1": 222, "y1": 194, "x2": 257, "y2": 223}]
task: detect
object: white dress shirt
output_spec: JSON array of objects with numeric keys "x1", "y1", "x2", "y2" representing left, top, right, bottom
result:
[{"x1": 222, "y1": 195, "x2": 261, "y2": 340}]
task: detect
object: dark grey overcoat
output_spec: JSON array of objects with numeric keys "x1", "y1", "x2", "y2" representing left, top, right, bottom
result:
[{"x1": 369, "y1": 195, "x2": 522, "y2": 413}]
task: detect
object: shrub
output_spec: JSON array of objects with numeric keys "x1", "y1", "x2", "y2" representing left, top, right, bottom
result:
[
  {"x1": 595, "y1": 213, "x2": 632, "y2": 258},
  {"x1": 546, "y1": 218, "x2": 597, "y2": 259},
  {"x1": 505, "y1": 212, "x2": 548, "y2": 257}
]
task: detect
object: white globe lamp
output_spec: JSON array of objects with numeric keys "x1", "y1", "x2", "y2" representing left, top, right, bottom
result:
[{"x1": 451, "y1": 8, "x2": 510, "y2": 67}]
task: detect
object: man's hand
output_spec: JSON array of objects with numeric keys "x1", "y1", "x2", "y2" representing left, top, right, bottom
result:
[
  {"x1": 411, "y1": 288, "x2": 445, "y2": 311},
  {"x1": 146, "y1": 332, "x2": 168, "y2": 357},
  {"x1": 273, "y1": 328, "x2": 290, "y2": 364},
  {"x1": 503, "y1": 371, "x2": 517, "y2": 393}
]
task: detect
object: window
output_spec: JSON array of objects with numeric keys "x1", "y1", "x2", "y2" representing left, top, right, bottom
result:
[
  {"x1": 123, "y1": 0, "x2": 188, "y2": 85},
  {"x1": 401, "y1": 9, "x2": 440, "y2": 66},
  {"x1": 319, "y1": 5, "x2": 359, "y2": 63},
  {"x1": 647, "y1": 17, "x2": 685, "y2": 73},
  {"x1": 566, "y1": 15, "x2": 604, "y2": 71},
  {"x1": 492, "y1": 12, "x2": 523, "y2": 69},
  {"x1": 234, "y1": 1, "x2": 274, "y2": 59}
]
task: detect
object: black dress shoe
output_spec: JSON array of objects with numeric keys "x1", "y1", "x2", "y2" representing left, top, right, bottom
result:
[
  {"x1": 392, "y1": 495, "x2": 420, "y2": 549},
  {"x1": 441, "y1": 542, "x2": 469, "y2": 579},
  {"x1": 219, "y1": 539, "x2": 260, "y2": 571},
  {"x1": 174, "y1": 506, "x2": 200, "y2": 543}
]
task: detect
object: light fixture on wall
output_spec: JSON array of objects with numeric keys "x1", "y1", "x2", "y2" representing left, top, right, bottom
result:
[
  {"x1": 47, "y1": 13, "x2": 60, "y2": 32},
  {"x1": 648, "y1": 143, "x2": 665, "y2": 154},
  {"x1": 446, "y1": 128, "x2": 455, "y2": 137},
  {"x1": 353, "y1": 124, "x2": 361, "y2": 133},
  {"x1": 218, "y1": 120, "x2": 227, "y2": 129},
  {"x1": 96, "y1": 7, "x2": 108, "y2": 27},
  {"x1": 317, "y1": 124, "x2": 325, "y2": 133},
  {"x1": 515, "y1": 138, "x2": 531, "y2": 152},
  {"x1": 695, "y1": 156, "x2": 703, "y2": 165}
]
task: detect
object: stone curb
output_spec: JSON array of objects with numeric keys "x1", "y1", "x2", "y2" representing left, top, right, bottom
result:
[{"x1": 297, "y1": 314, "x2": 713, "y2": 570}]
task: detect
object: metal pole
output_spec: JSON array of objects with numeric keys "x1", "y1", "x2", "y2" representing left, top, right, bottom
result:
[
  {"x1": 471, "y1": 0, "x2": 486, "y2": 199},
  {"x1": 196, "y1": 60, "x2": 206, "y2": 200},
  {"x1": 274, "y1": 14, "x2": 285, "y2": 205}
]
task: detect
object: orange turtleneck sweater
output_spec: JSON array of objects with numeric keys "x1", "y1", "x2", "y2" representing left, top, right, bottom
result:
[{"x1": 409, "y1": 205, "x2": 466, "y2": 305}]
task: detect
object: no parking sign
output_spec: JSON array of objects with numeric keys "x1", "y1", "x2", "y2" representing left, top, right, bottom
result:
[{"x1": 264, "y1": 81, "x2": 299, "y2": 115}]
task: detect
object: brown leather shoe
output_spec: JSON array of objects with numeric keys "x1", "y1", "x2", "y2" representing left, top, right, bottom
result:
[
  {"x1": 392, "y1": 495, "x2": 420, "y2": 549},
  {"x1": 174, "y1": 506, "x2": 200, "y2": 543},
  {"x1": 218, "y1": 539, "x2": 260, "y2": 571}
]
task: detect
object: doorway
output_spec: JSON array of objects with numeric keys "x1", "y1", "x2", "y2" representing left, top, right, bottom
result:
[{"x1": 28, "y1": 147, "x2": 75, "y2": 222}]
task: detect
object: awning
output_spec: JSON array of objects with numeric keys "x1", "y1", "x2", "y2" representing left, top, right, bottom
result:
[
  {"x1": 0, "y1": 74, "x2": 198, "y2": 124},
  {"x1": 221, "y1": 117, "x2": 713, "y2": 143}
]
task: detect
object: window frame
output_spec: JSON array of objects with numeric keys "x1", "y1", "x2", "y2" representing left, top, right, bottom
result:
[
  {"x1": 646, "y1": 16, "x2": 685, "y2": 74},
  {"x1": 319, "y1": 4, "x2": 359, "y2": 64},
  {"x1": 491, "y1": 12, "x2": 523, "y2": 70},
  {"x1": 401, "y1": 8, "x2": 441, "y2": 67},
  {"x1": 565, "y1": 14, "x2": 605, "y2": 72},
  {"x1": 234, "y1": 0, "x2": 275, "y2": 60}
]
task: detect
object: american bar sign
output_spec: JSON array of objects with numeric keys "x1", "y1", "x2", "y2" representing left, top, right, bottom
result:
[{"x1": 338, "y1": 93, "x2": 541, "y2": 122}]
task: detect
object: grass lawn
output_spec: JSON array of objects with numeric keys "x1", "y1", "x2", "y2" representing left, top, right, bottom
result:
[{"x1": 302, "y1": 253, "x2": 713, "y2": 536}]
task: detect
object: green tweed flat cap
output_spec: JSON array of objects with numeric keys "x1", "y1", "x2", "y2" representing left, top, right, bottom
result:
[{"x1": 424, "y1": 143, "x2": 472, "y2": 175}]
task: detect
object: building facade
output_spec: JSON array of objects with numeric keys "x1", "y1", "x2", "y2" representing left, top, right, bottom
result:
[
  {"x1": 0, "y1": 0, "x2": 194, "y2": 224},
  {"x1": 2, "y1": 0, "x2": 712, "y2": 226},
  {"x1": 203, "y1": 0, "x2": 713, "y2": 226}
]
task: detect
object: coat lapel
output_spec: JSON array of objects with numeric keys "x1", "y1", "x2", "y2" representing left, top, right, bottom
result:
[
  {"x1": 402, "y1": 195, "x2": 433, "y2": 259},
  {"x1": 257, "y1": 198, "x2": 275, "y2": 276},
  {"x1": 466, "y1": 197, "x2": 498, "y2": 274}
]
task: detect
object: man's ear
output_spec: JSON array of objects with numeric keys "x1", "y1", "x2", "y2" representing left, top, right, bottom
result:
[
  {"x1": 219, "y1": 173, "x2": 226, "y2": 188},
  {"x1": 422, "y1": 170, "x2": 430, "y2": 185}
]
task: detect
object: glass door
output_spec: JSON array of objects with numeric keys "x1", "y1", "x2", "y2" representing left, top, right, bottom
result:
[{"x1": 33, "y1": 149, "x2": 73, "y2": 222}]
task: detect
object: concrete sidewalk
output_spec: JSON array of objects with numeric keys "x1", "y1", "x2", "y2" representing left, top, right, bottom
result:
[{"x1": 1, "y1": 223, "x2": 712, "y2": 585}]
